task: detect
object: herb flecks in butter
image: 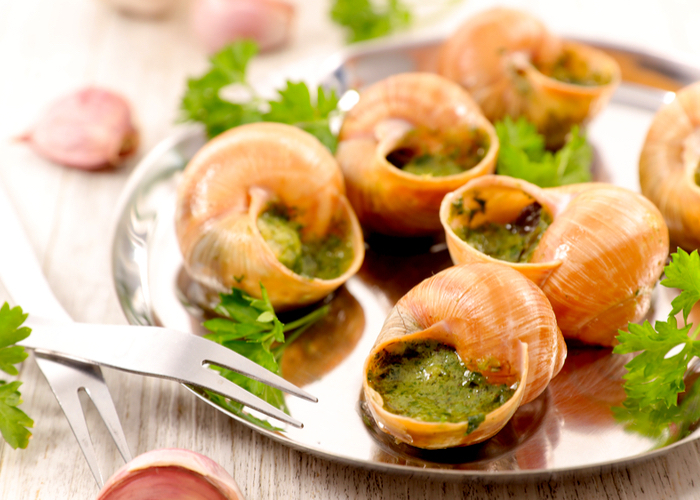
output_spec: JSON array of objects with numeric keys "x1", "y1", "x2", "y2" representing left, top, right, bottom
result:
[
  {"x1": 257, "y1": 206, "x2": 354, "y2": 280},
  {"x1": 536, "y1": 50, "x2": 611, "y2": 87},
  {"x1": 367, "y1": 341, "x2": 515, "y2": 426},
  {"x1": 453, "y1": 201, "x2": 552, "y2": 263},
  {"x1": 387, "y1": 126, "x2": 489, "y2": 178}
]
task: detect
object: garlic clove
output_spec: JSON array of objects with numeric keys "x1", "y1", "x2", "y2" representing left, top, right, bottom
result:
[
  {"x1": 19, "y1": 87, "x2": 139, "y2": 170},
  {"x1": 97, "y1": 448, "x2": 245, "y2": 500},
  {"x1": 191, "y1": 0, "x2": 295, "y2": 54}
]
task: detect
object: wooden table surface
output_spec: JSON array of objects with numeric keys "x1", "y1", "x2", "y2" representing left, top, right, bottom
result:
[{"x1": 1, "y1": 0, "x2": 700, "y2": 498}]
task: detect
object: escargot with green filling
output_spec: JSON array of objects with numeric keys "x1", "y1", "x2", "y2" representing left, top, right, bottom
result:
[
  {"x1": 362, "y1": 263, "x2": 566, "y2": 449},
  {"x1": 175, "y1": 122, "x2": 364, "y2": 311}
]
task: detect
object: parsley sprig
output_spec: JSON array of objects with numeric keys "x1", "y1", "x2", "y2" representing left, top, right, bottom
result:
[
  {"x1": 330, "y1": 0, "x2": 412, "y2": 43},
  {"x1": 495, "y1": 116, "x2": 593, "y2": 187},
  {"x1": 614, "y1": 249, "x2": 700, "y2": 441},
  {"x1": 0, "y1": 303, "x2": 33, "y2": 449},
  {"x1": 203, "y1": 285, "x2": 328, "y2": 430},
  {"x1": 180, "y1": 40, "x2": 340, "y2": 151}
]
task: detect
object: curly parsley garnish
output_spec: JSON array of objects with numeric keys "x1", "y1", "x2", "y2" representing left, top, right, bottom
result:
[
  {"x1": 330, "y1": 0, "x2": 412, "y2": 43},
  {"x1": 180, "y1": 40, "x2": 339, "y2": 151},
  {"x1": 203, "y1": 285, "x2": 328, "y2": 430},
  {"x1": 495, "y1": 116, "x2": 593, "y2": 187},
  {"x1": 614, "y1": 249, "x2": 700, "y2": 441},
  {"x1": 0, "y1": 303, "x2": 33, "y2": 449}
]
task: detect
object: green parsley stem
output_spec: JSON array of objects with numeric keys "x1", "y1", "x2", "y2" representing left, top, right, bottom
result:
[{"x1": 282, "y1": 304, "x2": 330, "y2": 333}]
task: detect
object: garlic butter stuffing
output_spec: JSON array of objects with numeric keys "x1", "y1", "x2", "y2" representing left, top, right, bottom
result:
[
  {"x1": 335, "y1": 72, "x2": 499, "y2": 237},
  {"x1": 441, "y1": 176, "x2": 670, "y2": 347},
  {"x1": 438, "y1": 7, "x2": 620, "y2": 149},
  {"x1": 362, "y1": 264, "x2": 565, "y2": 449},
  {"x1": 175, "y1": 122, "x2": 364, "y2": 311}
]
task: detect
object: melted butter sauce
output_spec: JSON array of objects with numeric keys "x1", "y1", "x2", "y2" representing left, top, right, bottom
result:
[
  {"x1": 257, "y1": 207, "x2": 354, "y2": 280},
  {"x1": 453, "y1": 201, "x2": 553, "y2": 263},
  {"x1": 367, "y1": 341, "x2": 515, "y2": 427},
  {"x1": 386, "y1": 126, "x2": 490, "y2": 177}
]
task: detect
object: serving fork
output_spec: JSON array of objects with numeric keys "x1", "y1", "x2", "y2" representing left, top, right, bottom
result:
[{"x1": 0, "y1": 183, "x2": 316, "y2": 488}]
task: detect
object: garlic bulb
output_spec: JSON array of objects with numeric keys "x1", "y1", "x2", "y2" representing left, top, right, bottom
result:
[
  {"x1": 97, "y1": 448, "x2": 245, "y2": 499},
  {"x1": 191, "y1": 0, "x2": 295, "y2": 54},
  {"x1": 18, "y1": 87, "x2": 138, "y2": 170}
]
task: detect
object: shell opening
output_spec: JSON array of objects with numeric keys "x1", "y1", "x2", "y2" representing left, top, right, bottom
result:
[
  {"x1": 448, "y1": 187, "x2": 553, "y2": 263},
  {"x1": 384, "y1": 125, "x2": 491, "y2": 178},
  {"x1": 533, "y1": 48, "x2": 614, "y2": 87},
  {"x1": 256, "y1": 201, "x2": 355, "y2": 281},
  {"x1": 366, "y1": 339, "x2": 518, "y2": 426}
]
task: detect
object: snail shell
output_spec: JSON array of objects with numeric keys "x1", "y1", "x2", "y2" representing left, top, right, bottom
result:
[
  {"x1": 336, "y1": 72, "x2": 499, "y2": 236},
  {"x1": 639, "y1": 81, "x2": 700, "y2": 250},
  {"x1": 362, "y1": 263, "x2": 566, "y2": 449},
  {"x1": 440, "y1": 176, "x2": 669, "y2": 346},
  {"x1": 175, "y1": 122, "x2": 364, "y2": 310},
  {"x1": 437, "y1": 8, "x2": 621, "y2": 148}
]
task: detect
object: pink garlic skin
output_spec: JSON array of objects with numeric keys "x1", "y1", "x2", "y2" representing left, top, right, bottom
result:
[
  {"x1": 19, "y1": 87, "x2": 139, "y2": 170},
  {"x1": 97, "y1": 448, "x2": 246, "y2": 500},
  {"x1": 191, "y1": 0, "x2": 295, "y2": 54}
]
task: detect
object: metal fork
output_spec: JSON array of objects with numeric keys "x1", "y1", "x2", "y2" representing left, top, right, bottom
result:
[{"x1": 0, "y1": 183, "x2": 132, "y2": 487}]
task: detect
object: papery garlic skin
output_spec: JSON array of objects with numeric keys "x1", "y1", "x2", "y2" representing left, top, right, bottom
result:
[
  {"x1": 639, "y1": 81, "x2": 700, "y2": 251},
  {"x1": 363, "y1": 263, "x2": 565, "y2": 449},
  {"x1": 19, "y1": 87, "x2": 138, "y2": 170},
  {"x1": 191, "y1": 0, "x2": 295, "y2": 54},
  {"x1": 97, "y1": 448, "x2": 245, "y2": 500}
]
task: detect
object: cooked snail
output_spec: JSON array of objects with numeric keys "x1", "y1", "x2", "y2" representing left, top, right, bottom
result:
[
  {"x1": 440, "y1": 176, "x2": 669, "y2": 346},
  {"x1": 639, "y1": 81, "x2": 700, "y2": 250},
  {"x1": 175, "y1": 122, "x2": 364, "y2": 310},
  {"x1": 336, "y1": 72, "x2": 499, "y2": 236},
  {"x1": 362, "y1": 263, "x2": 566, "y2": 449},
  {"x1": 437, "y1": 7, "x2": 621, "y2": 148}
]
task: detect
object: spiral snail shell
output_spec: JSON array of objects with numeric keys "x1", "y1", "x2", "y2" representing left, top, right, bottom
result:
[
  {"x1": 639, "y1": 81, "x2": 700, "y2": 250},
  {"x1": 440, "y1": 176, "x2": 669, "y2": 346},
  {"x1": 335, "y1": 72, "x2": 499, "y2": 236},
  {"x1": 175, "y1": 122, "x2": 364, "y2": 310},
  {"x1": 362, "y1": 263, "x2": 566, "y2": 449},
  {"x1": 437, "y1": 8, "x2": 621, "y2": 148}
]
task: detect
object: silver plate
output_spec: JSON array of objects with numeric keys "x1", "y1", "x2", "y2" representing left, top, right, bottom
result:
[{"x1": 112, "y1": 37, "x2": 700, "y2": 480}]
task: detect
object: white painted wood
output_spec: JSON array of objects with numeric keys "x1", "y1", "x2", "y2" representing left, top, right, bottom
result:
[{"x1": 1, "y1": 0, "x2": 699, "y2": 498}]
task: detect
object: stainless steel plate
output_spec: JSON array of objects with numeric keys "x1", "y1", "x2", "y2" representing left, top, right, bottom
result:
[{"x1": 112, "y1": 37, "x2": 700, "y2": 480}]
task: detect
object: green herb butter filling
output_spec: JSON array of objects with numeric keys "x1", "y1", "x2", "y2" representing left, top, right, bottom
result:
[
  {"x1": 695, "y1": 164, "x2": 700, "y2": 187},
  {"x1": 386, "y1": 126, "x2": 490, "y2": 178},
  {"x1": 367, "y1": 340, "x2": 516, "y2": 426},
  {"x1": 257, "y1": 206, "x2": 354, "y2": 280},
  {"x1": 536, "y1": 50, "x2": 611, "y2": 87},
  {"x1": 452, "y1": 200, "x2": 552, "y2": 263}
]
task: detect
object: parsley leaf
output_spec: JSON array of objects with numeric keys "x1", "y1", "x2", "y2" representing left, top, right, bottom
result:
[
  {"x1": 330, "y1": 0, "x2": 412, "y2": 43},
  {"x1": 203, "y1": 285, "x2": 328, "y2": 430},
  {"x1": 613, "y1": 249, "x2": 700, "y2": 441},
  {"x1": 263, "y1": 82, "x2": 340, "y2": 152},
  {"x1": 495, "y1": 116, "x2": 593, "y2": 187},
  {"x1": 0, "y1": 303, "x2": 33, "y2": 449},
  {"x1": 180, "y1": 41, "x2": 340, "y2": 151}
]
